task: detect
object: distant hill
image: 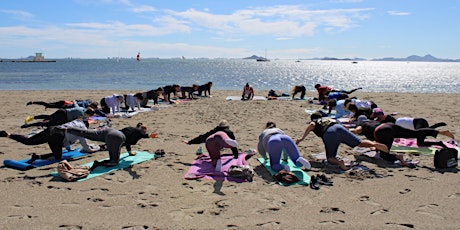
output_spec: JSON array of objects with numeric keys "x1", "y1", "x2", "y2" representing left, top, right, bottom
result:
[
  {"x1": 372, "y1": 54, "x2": 459, "y2": 62},
  {"x1": 243, "y1": 55, "x2": 265, "y2": 60},
  {"x1": 242, "y1": 54, "x2": 459, "y2": 62}
]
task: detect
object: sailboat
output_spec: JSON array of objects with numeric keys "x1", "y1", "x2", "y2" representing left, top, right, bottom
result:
[
  {"x1": 136, "y1": 52, "x2": 140, "y2": 61},
  {"x1": 256, "y1": 49, "x2": 270, "y2": 62}
]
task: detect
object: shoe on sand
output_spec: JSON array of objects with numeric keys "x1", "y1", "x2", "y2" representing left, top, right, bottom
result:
[
  {"x1": 310, "y1": 175, "x2": 320, "y2": 190},
  {"x1": 25, "y1": 116, "x2": 34, "y2": 124},
  {"x1": 225, "y1": 139, "x2": 238, "y2": 147}
]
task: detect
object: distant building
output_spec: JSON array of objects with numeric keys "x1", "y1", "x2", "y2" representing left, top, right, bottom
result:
[{"x1": 33, "y1": 53, "x2": 45, "y2": 62}]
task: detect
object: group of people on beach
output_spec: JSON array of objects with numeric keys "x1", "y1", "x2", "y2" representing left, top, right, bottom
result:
[
  {"x1": 0, "y1": 83, "x2": 457, "y2": 185},
  {"x1": 0, "y1": 81, "x2": 217, "y2": 171}
]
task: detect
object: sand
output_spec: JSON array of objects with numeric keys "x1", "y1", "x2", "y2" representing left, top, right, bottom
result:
[{"x1": 0, "y1": 90, "x2": 459, "y2": 229}]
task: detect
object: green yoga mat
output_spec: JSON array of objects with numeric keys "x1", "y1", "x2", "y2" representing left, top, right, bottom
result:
[
  {"x1": 391, "y1": 146, "x2": 437, "y2": 155},
  {"x1": 50, "y1": 151, "x2": 156, "y2": 182},
  {"x1": 257, "y1": 157, "x2": 310, "y2": 186}
]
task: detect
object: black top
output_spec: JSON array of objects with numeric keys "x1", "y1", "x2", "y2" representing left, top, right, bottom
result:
[
  {"x1": 359, "y1": 120, "x2": 382, "y2": 140},
  {"x1": 120, "y1": 127, "x2": 149, "y2": 152},
  {"x1": 312, "y1": 118, "x2": 335, "y2": 138}
]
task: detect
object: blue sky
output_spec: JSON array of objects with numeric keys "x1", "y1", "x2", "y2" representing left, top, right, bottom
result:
[{"x1": 0, "y1": 0, "x2": 458, "y2": 59}]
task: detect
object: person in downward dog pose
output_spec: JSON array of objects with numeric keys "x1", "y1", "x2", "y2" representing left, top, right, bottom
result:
[
  {"x1": 349, "y1": 115, "x2": 455, "y2": 167},
  {"x1": 296, "y1": 112, "x2": 389, "y2": 170},
  {"x1": 0, "y1": 119, "x2": 97, "y2": 163},
  {"x1": 182, "y1": 120, "x2": 238, "y2": 172},
  {"x1": 61, "y1": 122, "x2": 158, "y2": 171},
  {"x1": 257, "y1": 121, "x2": 311, "y2": 172}
]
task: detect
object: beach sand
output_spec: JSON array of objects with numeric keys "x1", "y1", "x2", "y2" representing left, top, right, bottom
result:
[{"x1": 0, "y1": 90, "x2": 459, "y2": 229}]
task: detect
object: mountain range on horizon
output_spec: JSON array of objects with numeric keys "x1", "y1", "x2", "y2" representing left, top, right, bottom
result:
[{"x1": 244, "y1": 54, "x2": 460, "y2": 62}]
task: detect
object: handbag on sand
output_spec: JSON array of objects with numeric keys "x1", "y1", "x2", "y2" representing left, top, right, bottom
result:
[
  {"x1": 434, "y1": 148, "x2": 458, "y2": 169},
  {"x1": 228, "y1": 165, "x2": 255, "y2": 182},
  {"x1": 57, "y1": 160, "x2": 90, "y2": 181}
]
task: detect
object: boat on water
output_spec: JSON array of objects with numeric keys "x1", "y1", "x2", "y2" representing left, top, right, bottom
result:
[
  {"x1": 136, "y1": 52, "x2": 140, "y2": 61},
  {"x1": 351, "y1": 61, "x2": 358, "y2": 64},
  {"x1": 256, "y1": 57, "x2": 270, "y2": 62},
  {"x1": 256, "y1": 49, "x2": 270, "y2": 62}
]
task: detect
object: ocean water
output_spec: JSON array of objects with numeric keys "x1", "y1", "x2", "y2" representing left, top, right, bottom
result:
[{"x1": 0, "y1": 59, "x2": 459, "y2": 93}]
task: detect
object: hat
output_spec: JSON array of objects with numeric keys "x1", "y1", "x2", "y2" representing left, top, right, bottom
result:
[
  {"x1": 357, "y1": 115, "x2": 369, "y2": 125},
  {"x1": 218, "y1": 120, "x2": 229, "y2": 128},
  {"x1": 372, "y1": 108, "x2": 384, "y2": 117}
]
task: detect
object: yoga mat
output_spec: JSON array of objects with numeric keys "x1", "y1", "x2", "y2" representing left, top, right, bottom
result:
[
  {"x1": 225, "y1": 96, "x2": 268, "y2": 101},
  {"x1": 184, "y1": 153, "x2": 254, "y2": 182},
  {"x1": 50, "y1": 151, "x2": 156, "y2": 181},
  {"x1": 3, "y1": 148, "x2": 85, "y2": 170},
  {"x1": 257, "y1": 157, "x2": 310, "y2": 186}
]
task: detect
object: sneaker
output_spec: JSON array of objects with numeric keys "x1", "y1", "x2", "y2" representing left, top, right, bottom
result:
[
  {"x1": 25, "y1": 116, "x2": 34, "y2": 124},
  {"x1": 296, "y1": 157, "x2": 311, "y2": 170},
  {"x1": 0, "y1": 131, "x2": 8, "y2": 138},
  {"x1": 224, "y1": 139, "x2": 238, "y2": 147},
  {"x1": 310, "y1": 175, "x2": 320, "y2": 190},
  {"x1": 317, "y1": 174, "x2": 334, "y2": 186}
]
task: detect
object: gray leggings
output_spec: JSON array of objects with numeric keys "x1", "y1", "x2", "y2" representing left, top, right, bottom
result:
[{"x1": 67, "y1": 128, "x2": 126, "y2": 166}]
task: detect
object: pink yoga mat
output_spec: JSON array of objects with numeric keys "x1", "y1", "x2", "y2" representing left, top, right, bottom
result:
[{"x1": 184, "y1": 152, "x2": 254, "y2": 182}]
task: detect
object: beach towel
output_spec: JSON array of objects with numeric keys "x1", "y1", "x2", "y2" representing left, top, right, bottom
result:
[
  {"x1": 3, "y1": 148, "x2": 86, "y2": 170},
  {"x1": 257, "y1": 158, "x2": 310, "y2": 186},
  {"x1": 50, "y1": 151, "x2": 156, "y2": 181},
  {"x1": 184, "y1": 152, "x2": 254, "y2": 182}
]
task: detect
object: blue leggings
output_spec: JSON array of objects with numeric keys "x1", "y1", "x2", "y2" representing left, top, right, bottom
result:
[
  {"x1": 322, "y1": 124, "x2": 362, "y2": 159},
  {"x1": 267, "y1": 134, "x2": 302, "y2": 172}
]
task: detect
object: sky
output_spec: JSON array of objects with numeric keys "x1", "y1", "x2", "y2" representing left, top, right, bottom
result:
[{"x1": 0, "y1": 0, "x2": 459, "y2": 59}]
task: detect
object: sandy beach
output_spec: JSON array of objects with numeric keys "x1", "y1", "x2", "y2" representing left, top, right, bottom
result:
[{"x1": 0, "y1": 90, "x2": 459, "y2": 229}]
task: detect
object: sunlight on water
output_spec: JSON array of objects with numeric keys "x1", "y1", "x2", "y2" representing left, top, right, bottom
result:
[{"x1": 0, "y1": 59, "x2": 458, "y2": 93}]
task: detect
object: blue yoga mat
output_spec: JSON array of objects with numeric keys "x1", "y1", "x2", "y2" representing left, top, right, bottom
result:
[
  {"x1": 257, "y1": 157, "x2": 310, "y2": 186},
  {"x1": 50, "y1": 151, "x2": 156, "y2": 181},
  {"x1": 3, "y1": 148, "x2": 85, "y2": 170}
]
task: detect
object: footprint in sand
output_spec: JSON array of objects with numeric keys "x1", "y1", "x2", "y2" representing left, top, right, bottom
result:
[
  {"x1": 448, "y1": 193, "x2": 460, "y2": 198},
  {"x1": 87, "y1": 197, "x2": 105, "y2": 202},
  {"x1": 58, "y1": 224, "x2": 83, "y2": 229},
  {"x1": 256, "y1": 221, "x2": 280, "y2": 227},
  {"x1": 257, "y1": 207, "x2": 281, "y2": 214},
  {"x1": 320, "y1": 207, "x2": 345, "y2": 214},
  {"x1": 359, "y1": 196, "x2": 381, "y2": 206},
  {"x1": 399, "y1": 188, "x2": 411, "y2": 194},
  {"x1": 120, "y1": 225, "x2": 149, "y2": 230},
  {"x1": 319, "y1": 220, "x2": 345, "y2": 225},
  {"x1": 47, "y1": 185, "x2": 71, "y2": 191},
  {"x1": 385, "y1": 223, "x2": 415, "y2": 229},
  {"x1": 7, "y1": 214, "x2": 37, "y2": 219},
  {"x1": 371, "y1": 209, "x2": 389, "y2": 215},
  {"x1": 416, "y1": 204, "x2": 444, "y2": 220}
]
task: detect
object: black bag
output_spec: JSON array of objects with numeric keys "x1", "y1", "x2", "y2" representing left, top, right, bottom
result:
[{"x1": 434, "y1": 148, "x2": 458, "y2": 169}]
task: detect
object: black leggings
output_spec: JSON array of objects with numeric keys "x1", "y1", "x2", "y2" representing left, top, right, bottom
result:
[
  {"x1": 25, "y1": 109, "x2": 68, "y2": 128},
  {"x1": 9, "y1": 127, "x2": 65, "y2": 159},
  {"x1": 374, "y1": 123, "x2": 439, "y2": 162},
  {"x1": 292, "y1": 87, "x2": 306, "y2": 99},
  {"x1": 100, "y1": 98, "x2": 111, "y2": 114}
]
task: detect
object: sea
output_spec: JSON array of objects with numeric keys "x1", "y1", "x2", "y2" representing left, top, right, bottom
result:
[{"x1": 0, "y1": 58, "x2": 459, "y2": 93}]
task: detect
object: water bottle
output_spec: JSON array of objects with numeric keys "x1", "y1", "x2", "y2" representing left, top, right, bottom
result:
[{"x1": 196, "y1": 146, "x2": 203, "y2": 155}]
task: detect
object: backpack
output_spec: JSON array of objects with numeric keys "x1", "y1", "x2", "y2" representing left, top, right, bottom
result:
[
  {"x1": 228, "y1": 165, "x2": 255, "y2": 182},
  {"x1": 434, "y1": 148, "x2": 458, "y2": 169},
  {"x1": 273, "y1": 169, "x2": 300, "y2": 184},
  {"x1": 57, "y1": 160, "x2": 90, "y2": 181}
]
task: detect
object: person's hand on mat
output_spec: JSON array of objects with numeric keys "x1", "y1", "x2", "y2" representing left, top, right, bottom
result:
[{"x1": 128, "y1": 151, "x2": 137, "y2": 156}]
